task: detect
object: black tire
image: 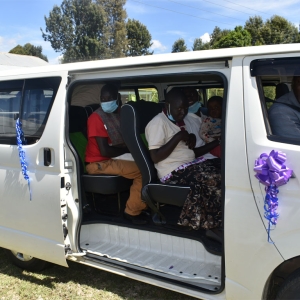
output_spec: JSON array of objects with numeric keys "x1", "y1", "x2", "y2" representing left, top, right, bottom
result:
[
  {"x1": 276, "y1": 269, "x2": 300, "y2": 300},
  {"x1": 5, "y1": 249, "x2": 49, "y2": 272}
]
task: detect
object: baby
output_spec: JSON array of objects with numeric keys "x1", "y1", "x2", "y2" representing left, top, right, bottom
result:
[{"x1": 200, "y1": 96, "x2": 222, "y2": 158}]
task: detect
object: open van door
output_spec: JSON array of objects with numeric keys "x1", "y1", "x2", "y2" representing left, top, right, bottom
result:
[{"x1": 0, "y1": 71, "x2": 69, "y2": 267}]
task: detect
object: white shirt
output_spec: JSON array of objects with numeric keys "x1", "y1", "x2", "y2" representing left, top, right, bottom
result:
[{"x1": 145, "y1": 112, "x2": 215, "y2": 178}]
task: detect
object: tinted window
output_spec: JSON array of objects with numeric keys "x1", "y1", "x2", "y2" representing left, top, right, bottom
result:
[
  {"x1": 251, "y1": 57, "x2": 300, "y2": 144},
  {"x1": 0, "y1": 77, "x2": 61, "y2": 145}
]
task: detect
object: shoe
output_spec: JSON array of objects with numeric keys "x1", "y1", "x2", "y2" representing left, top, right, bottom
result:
[
  {"x1": 206, "y1": 228, "x2": 223, "y2": 243},
  {"x1": 140, "y1": 209, "x2": 151, "y2": 217},
  {"x1": 124, "y1": 212, "x2": 148, "y2": 225}
]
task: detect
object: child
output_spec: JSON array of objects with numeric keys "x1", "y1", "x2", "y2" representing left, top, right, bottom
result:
[{"x1": 200, "y1": 96, "x2": 222, "y2": 158}]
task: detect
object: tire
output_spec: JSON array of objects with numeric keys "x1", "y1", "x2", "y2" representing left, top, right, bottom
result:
[
  {"x1": 276, "y1": 269, "x2": 300, "y2": 300},
  {"x1": 5, "y1": 249, "x2": 49, "y2": 272}
]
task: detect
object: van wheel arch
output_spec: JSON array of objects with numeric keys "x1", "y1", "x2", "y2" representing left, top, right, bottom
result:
[
  {"x1": 5, "y1": 249, "x2": 49, "y2": 271},
  {"x1": 263, "y1": 256, "x2": 300, "y2": 300}
]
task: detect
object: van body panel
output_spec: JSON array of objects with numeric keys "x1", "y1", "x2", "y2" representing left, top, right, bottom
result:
[
  {"x1": 224, "y1": 56, "x2": 284, "y2": 300},
  {"x1": 0, "y1": 71, "x2": 69, "y2": 267},
  {"x1": 243, "y1": 53, "x2": 300, "y2": 261}
]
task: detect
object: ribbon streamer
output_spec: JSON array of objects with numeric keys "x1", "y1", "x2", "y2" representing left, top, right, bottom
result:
[
  {"x1": 16, "y1": 118, "x2": 31, "y2": 200},
  {"x1": 254, "y1": 150, "x2": 292, "y2": 242}
]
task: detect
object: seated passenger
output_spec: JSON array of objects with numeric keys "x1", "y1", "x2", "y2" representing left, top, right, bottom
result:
[
  {"x1": 145, "y1": 88, "x2": 222, "y2": 237},
  {"x1": 269, "y1": 70, "x2": 300, "y2": 139},
  {"x1": 85, "y1": 84, "x2": 147, "y2": 224},
  {"x1": 183, "y1": 87, "x2": 202, "y2": 116},
  {"x1": 200, "y1": 96, "x2": 222, "y2": 158}
]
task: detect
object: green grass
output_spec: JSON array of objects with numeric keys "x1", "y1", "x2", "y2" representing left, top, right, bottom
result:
[{"x1": 0, "y1": 248, "x2": 197, "y2": 300}]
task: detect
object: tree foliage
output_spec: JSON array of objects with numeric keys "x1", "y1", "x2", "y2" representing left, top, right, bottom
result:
[
  {"x1": 41, "y1": 0, "x2": 127, "y2": 63},
  {"x1": 245, "y1": 15, "x2": 299, "y2": 46},
  {"x1": 192, "y1": 38, "x2": 210, "y2": 51},
  {"x1": 214, "y1": 26, "x2": 251, "y2": 48},
  {"x1": 126, "y1": 19, "x2": 153, "y2": 56},
  {"x1": 9, "y1": 43, "x2": 48, "y2": 62},
  {"x1": 171, "y1": 38, "x2": 188, "y2": 53},
  {"x1": 101, "y1": 0, "x2": 127, "y2": 58}
]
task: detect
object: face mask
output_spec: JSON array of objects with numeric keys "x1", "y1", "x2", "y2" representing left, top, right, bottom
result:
[
  {"x1": 167, "y1": 104, "x2": 175, "y2": 122},
  {"x1": 101, "y1": 100, "x2": 118, "y2": 113},
  {"x1": 188, "y1": 101, "x2": 201, "y2": 114}
]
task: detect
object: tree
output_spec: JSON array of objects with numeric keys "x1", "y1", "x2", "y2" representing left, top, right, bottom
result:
[
  {"x1": 244, "y1": 16, "x2": 264, "y2": 46},
  {"x1": 126, "y1": 19, "x2": 153, "y2": 56},
  {"x1": 41, "y1": 0, "x2": 127, "y2": 63},
  {"x1": 214, "y1": 26, "x2": 251, "y2": 49},
  {"x1": 171, "y1": 38, "x2": 188, "y2": 53},
  {"x1": 192, "y1": 38, "x2": 210, "y2": 51},
  {"x1": 210, "y1": 26, "x2": 231, "y2": 49},
  {"x1": 99, "y1": 0, "x2": 127, "y2": 58},
  {"x1": 261, "y1": 15, "x2": 299, "y2": 45},
  {"x1": 245, "y1": 15, "x2": 300, "y2": 46},
  {"x1": 9, "y1": 43, "x2": 48, "y2": 62}
]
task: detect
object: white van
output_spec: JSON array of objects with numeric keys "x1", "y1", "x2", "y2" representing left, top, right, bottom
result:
[{"x1": 0, "y1": 44, "x2": 300, "y2": 300}]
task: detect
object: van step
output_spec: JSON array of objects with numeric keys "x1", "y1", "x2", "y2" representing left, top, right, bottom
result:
[{"x1": 80, "y1": 224, "x2": 221, "y2": 288}]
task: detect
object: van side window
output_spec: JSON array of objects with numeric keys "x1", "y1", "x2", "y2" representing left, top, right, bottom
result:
[
  {"x1": 0, "y1": 77, "x2": 61, "y2": 145},
  {"x1": 251, "y1": 57, "x2": 300, "y2": 145}
]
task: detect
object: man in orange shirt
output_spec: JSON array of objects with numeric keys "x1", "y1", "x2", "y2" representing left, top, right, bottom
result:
[{"x1": 85, "y1": 84, "x2": 147, "y2": 224}]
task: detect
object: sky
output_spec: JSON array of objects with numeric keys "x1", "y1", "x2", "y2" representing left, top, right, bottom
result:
[{"x1": 0, "y1": 0, "x2": 299, "y2": 64}]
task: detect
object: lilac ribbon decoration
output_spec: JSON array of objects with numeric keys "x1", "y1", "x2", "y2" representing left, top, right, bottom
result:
[
  {"x1": 16, "y1": 118, "x2": 31, "y2": 200},
  {"x1": 254, "y1": 150, "x2": 292, "y2": 243}
]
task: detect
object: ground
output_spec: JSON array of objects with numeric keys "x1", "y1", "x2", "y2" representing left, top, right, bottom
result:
[{"x1": 0, "y1": 248, "x2": 197, "y2": 300}]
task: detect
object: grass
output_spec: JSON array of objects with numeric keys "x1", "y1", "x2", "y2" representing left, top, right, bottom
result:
[{"x1": 0, "y1": 248, "x2": 197, "y2": 300}]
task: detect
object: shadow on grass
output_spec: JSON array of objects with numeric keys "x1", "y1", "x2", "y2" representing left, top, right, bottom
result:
[{"x1": 0, "y1": 248, "x2": 197, "y2": 300}]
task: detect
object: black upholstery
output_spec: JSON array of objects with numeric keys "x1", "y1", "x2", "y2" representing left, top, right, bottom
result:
[
  {"x1": 120, "y1": 101, "x2": 190, "y2": 222},
  {"x1": 69, "y1": 104, "x2": 132, "y2": 203}
]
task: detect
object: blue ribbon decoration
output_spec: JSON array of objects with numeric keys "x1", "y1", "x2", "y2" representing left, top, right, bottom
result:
[
  {"x1": 254, "y1": 150, "x2": 292, "y2": 243},
  {"x1": 16, "y1": 118, "x2": 31, "y2": 200}
]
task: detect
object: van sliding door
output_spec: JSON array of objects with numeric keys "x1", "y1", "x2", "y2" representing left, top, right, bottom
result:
[{"x1": 0, "y1": 71, "x2": 69, "y2": 267}]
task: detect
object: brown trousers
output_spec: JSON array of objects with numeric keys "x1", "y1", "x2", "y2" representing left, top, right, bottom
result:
[{"x1": 86, "y1": 159, "x2": 147, "y2": 216}]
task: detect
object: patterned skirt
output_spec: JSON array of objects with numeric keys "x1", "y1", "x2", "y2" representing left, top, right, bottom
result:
[{"x1": 164, "y1": 158, "x2": 222, "y2": 230}]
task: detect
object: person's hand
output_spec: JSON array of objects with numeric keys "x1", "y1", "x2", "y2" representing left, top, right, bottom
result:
[
  {"x1": 187, "y1": 133, "x2": 196, "y2": 149},
  {"x1": 175, "y1": 130, "x2": 190, "y2": 142}
]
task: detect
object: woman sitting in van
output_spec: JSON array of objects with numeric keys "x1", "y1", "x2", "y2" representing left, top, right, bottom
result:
[
  {"x1": 145, "y1": 88, "x2": 222, "y2": 238},
  {"x1": 199, "y1": 96, "x2": 222, "y2": 158}
]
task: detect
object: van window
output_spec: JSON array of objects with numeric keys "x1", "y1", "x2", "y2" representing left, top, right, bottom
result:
[
  {"x1": 0, "y1": 77, "x2": 61, "y2": 145},
  {"x1": 251, "y1": 57, "x2": 300, "y2": 144},
  {"x1": 138, "y1": 87, "x2": 158, "y2": 103}
]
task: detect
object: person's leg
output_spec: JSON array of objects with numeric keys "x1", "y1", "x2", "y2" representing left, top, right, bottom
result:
[
  {"x1": 86, "y1": 160, "x2": 147, "y2": 216},
  {"x1": 165, "y1": 160, "x2": 222, "y2": 230}
]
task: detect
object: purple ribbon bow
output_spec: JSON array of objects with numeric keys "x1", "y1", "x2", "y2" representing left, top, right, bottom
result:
[{"x1": 254, "y1": 150, "x2": 292, "y2": 242}]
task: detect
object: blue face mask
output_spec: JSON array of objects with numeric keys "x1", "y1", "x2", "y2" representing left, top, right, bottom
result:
[
  {"x1": 167, "y1": 104, "x2": 175, "y2": 122},
  {"x1": 101, "y1": 100, "x2": 118, "y2": 113},
  {"x1": 188, "y1": 101, "x2": 201, "y2": 114}
]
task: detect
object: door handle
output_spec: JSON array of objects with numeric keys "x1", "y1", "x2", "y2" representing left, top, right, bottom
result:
[{"x1": 44, "y1": 148, "x2": 51, "y2": 166}]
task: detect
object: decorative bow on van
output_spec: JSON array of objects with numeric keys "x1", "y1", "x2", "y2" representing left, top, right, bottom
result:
[{"x1": 254, "y1": 150, "x2": 292, "y2": 242}]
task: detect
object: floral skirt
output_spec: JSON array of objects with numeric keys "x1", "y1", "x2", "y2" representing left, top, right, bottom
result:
[{"x1": 164, "y1": 158, "x2": 222, "y2": 230}]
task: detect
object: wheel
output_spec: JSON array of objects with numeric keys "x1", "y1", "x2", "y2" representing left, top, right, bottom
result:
[
  {"x1": 5, "y1": 249, "x2": 49, "y2": 271},
  {"x1": 276, "y1": 269, "x2": 300, "y2": 300}
]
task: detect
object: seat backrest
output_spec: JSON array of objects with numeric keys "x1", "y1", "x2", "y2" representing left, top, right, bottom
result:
[
  {"x1": 121, "y1": 101, "x2": 162, "y2": 187},
  {"x1": 276, "y1": 83, "x2": 289, "y2": 99},
  {"x1": 68, "y1": 104, "x2": 102, "y2": 173}
]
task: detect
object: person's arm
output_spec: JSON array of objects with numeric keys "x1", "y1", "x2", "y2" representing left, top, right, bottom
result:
[
  {"x1": 269, "y1": 105, "x2": 300, "y2": 139},
  {"x1": 96, "y1": 137, "x2": 129, "y2": 157},
  {"x1": 193, "y1": 139, "x2": 220, "y2": 157},
  {"x1": 149, "y1": 130, "x2": 190, "y2": 164}
]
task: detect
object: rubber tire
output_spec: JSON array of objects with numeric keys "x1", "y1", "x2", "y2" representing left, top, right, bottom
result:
[
  {"x1": 5, "y1": 249, "x2": 49, "y2": 272},
  {"x1": 276, "y1": 269, "x2": 300, "y2": 300}
]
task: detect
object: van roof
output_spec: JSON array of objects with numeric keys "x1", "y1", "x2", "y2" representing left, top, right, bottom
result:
[{"x1": 0, "y1": 44, "x2": 299, "y2": 78}]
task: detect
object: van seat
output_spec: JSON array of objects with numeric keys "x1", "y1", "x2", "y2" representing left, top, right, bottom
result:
[
  {"x1": 121, "y1": 101, "x2": 190, "y2": 225},
  {"x1": 69, "y1": 105, "x2": 132, "y2": 211}
]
